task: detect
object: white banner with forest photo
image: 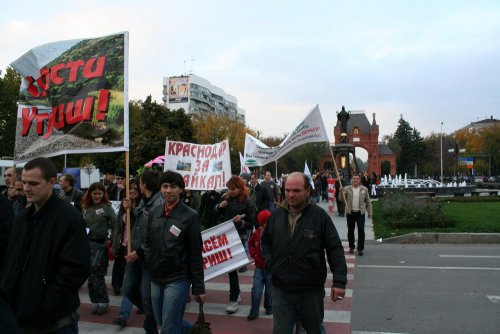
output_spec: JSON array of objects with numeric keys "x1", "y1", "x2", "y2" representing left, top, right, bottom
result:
[{"x1": 10, "y1": 32, "x2": 129, "y2": 162}]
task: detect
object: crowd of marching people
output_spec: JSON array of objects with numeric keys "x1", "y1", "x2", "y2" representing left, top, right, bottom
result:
[{"x1": 0, "y1": 158, "x2": 380, "y2": 334}]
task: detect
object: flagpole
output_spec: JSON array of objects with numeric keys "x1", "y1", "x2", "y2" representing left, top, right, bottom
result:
[
  {"x1": 125, "y1": 151, "x2": 131, "y2": 254},
  {"x1": 275, "y1": 160, "x2": 278, "y2": 182},
  {"x1": 327, "y1": 141, "x2": 348, "y2": 206}
]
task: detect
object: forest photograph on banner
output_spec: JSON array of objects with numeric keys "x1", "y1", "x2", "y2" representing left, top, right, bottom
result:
[{"x1": 10, "y1": 32, "x2": 129, "y2": 162}]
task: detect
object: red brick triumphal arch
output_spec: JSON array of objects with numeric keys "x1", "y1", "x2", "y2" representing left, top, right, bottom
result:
[{"x1": 320, "y1": 111, "x2": 396, "y2": 177}]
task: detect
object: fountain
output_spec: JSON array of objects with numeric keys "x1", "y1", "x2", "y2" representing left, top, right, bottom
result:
[{"x1": 377, "y1": 174, "x2": 476, "y2": 197}]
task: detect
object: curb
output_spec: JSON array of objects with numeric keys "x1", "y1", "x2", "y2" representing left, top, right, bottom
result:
[{"x1": 380, "y1": 232, "x2": 500, "y2": 244}]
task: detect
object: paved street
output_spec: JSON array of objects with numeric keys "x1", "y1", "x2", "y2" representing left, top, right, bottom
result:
[
  {"x1": 77, "y1": 201, "x2": 500, "y2": 333},
  {"x1": 351, "y1": 242, "x2": 500, "y2": 334}
]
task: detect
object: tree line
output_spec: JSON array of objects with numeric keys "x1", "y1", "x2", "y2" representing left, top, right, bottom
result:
[{"x1": 385, "y1": 115, "x2": 499, "y2": 178}]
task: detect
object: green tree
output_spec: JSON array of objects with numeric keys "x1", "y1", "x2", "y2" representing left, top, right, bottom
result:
[
  {"x1": 393, "y1": 115, "x2": 427, "y2": 176},
  {"x1": 0, "y1": 67, "x2": 21, "y2": 157},
  {"x1": 408, "y1": 127, "x2": 426, "y2": 177}
]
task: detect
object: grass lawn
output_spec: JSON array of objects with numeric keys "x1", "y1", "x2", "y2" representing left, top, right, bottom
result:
[{"x1": 372, "y1": 200, "x2": 500, "y2": 239}]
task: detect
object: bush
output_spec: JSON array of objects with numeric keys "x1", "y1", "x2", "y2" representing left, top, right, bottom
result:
[{"x1": 379, "y1": 190, "x2": 455, "y2": 228}]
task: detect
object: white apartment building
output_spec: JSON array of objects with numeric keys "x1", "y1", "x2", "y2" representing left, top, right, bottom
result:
[{"x1": 162, "y1": 74, "x2": 245, "y2": 122}]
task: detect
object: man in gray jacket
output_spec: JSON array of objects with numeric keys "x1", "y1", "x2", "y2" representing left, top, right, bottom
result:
[{"x1": 340, "y1": 172, "x2": 372, "y2": 256}]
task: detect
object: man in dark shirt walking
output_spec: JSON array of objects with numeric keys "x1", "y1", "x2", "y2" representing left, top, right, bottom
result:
[
  {"x1": 261, "y1": 172, "x2": 347, "y2": 333},
  {"x1": 1, "y1": 157, "x2": 90, "y2": 333}
]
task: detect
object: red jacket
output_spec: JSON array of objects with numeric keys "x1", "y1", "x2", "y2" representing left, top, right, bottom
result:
[{"x1": 248, "y1": 228, "x2": 265, "y2": 269}]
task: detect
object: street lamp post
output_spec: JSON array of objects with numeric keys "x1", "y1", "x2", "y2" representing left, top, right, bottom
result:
[
  {"x1": 448, "y1": 144, "x2": 466, "y2": 178},
  {"x1": 440, "y1": 122, "x2": 443, "y2": 182}
]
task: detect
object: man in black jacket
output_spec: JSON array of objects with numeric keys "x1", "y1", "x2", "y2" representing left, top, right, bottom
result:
[
  {"x1": 145, "y1": 171, "x2": 206, "y2": 333},
  {"x1": 121, "y1": 170, "x2": 162, "y2": 333},
  {"x1": 1, "y1": 157, "x2": 90, "y2": 333},
  {"x1": 58, "y1": 173, "x2": 84, "y2": 212},
  {"x1": 261, "y1": 172, "x2": 347, "y2": 334}
]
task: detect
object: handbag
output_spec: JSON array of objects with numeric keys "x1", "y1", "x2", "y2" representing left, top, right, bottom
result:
[{"x1": 188, "y1": 303, "x2": 212, "y2": 334}]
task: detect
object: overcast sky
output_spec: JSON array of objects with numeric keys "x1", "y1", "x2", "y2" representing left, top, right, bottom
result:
[{"x1": 1, "y1": 0, "x2": 499, "y2": 151}]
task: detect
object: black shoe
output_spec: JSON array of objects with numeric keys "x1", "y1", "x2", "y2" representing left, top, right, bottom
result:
[
  {"x1": 113, "y1": 317, "x2": 127, "y2": 327},
  {"x1": 348, "y1": 248, "x2": 354, "y2": 253},
  {"x1": 95, "y1": 305, "x2": 109, "y2": 315},
  {"x1": 113, "y1": 289, "x2": 121, "y2": 296},
  {"x1": 247, "y1": 313, "x2": 258, "y2": 320},
  {"x1": 136, "y1": 308, "x2": 144, "y2": 314},
  {"x1": 358, "y1": 250, "x2": 364, "y2": 256},
  {"x1": 265, "y1": 309, "x2": 273, "y2": 315},
  {"x1": 238, "y1": 266, "x2": 247, "y2": 273}
]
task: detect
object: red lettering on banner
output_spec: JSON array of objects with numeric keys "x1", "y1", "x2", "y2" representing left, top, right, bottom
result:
[
  {"x1": 183, "y1": 174, "x2": 190, "y2": 188},
  {"x1": 19, "y1": 55, "x2": 112, "y2": 139},
  {"x1": 207, "y1": 176, "x2": 214, "y2": 189},
  {"x1": 194, "y1": 160, "x2": 201, "y2": 174},
  {"x1": 197, "y1": 147, "x2": 205, "y2": 159},
  {"x1": 168, "y1": 142, "x2": 177, "y2": 155},
  {"x1": 95, "y1": 89, "x2": 110, "y2": 121},
  {"x1": 199, "y1": 175, "x2": 206, "y2": 188},
  {"x1": 182, "y1": 144, "x2": 191, "y2": 157},
  {"x1": 83, "y1": 56, "x2": 106, "y2": 78},
  {"x1": 50, "y1": 63, "x2": 65, "y2": 85},
  {"x1": 191, "y1": 175, "x2": 198, "y2": 188},
  {"x1": 21, "y1": 92, "x2": 107, "y2": 139},
  {"x1": 214, "y1": 175, "x2": 222, "y2": 188},
  {"x1": 301, "y1": 127, "x2": 319, "y2": 136},
  {"x1": 66, "y1": 60, "x2": 85, "y2": 81},
  {"x1": 217, "y1": 234, "x2": 229, "y2": 247},
  {"x1": 26, "y1": 56, "x2": 107, "y2": 97},
  {"x1": 218, "y1": 141, "x2": 226, "y2": 158},
  {"x1": 201, "y1": 233, "x2": 232, "y2": 269},
  {"x1": 201, "y1": 159, "x2": 209, "y2": 173},
  {"x1": 202, "y1": 233, "x2": 228, "y2": 254},
  {"x1": 175, "y1": 143, "x2": 183, "y2": 155}
]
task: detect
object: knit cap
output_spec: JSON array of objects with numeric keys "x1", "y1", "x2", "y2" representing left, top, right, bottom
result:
[{"x1": 257, "y1": 210, "x2": 272, "y2": 226}]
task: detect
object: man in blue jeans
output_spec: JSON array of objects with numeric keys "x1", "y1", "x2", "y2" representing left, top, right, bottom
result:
[
  {"x1": 261, "y1": 172, "x2": 347, "y2": 334},
  {"x1": 120, "y1": 170, "x2": 163, "y2": 333},
  {"x1": 145, "y1": 171, "x2": 206, "y2": 334}
]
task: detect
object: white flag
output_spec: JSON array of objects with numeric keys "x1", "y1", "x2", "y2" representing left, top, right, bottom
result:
[
  {"x1": 239, "y1": 152, "x2": 250, "y2": 174},
  {"x1": 243, "y1": 105, "x2": 329, "y2": 166},
  {"x1": 304, "y1": 161, "x2": 314, "y2": 190}
]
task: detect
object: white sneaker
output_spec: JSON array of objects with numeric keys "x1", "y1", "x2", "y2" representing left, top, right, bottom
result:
[{"x1": 226, "y1": 300, "x2": 240, "y2": 313}]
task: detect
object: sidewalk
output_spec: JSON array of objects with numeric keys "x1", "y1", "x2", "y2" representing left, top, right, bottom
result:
[{"x1": 315, "y1": 200, "x2": 375, "y2": 242}]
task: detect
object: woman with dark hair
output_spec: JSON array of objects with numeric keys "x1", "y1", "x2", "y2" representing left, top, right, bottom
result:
[
  {"x1": 215, "y1": 175, "x2": 255, "y2": 314},
  {"x1": 82, "y1": 182, "x2": 116, "y2": 315},
  {"x1": 111, "y1": 177, "x2": 142, "y2": 326}
]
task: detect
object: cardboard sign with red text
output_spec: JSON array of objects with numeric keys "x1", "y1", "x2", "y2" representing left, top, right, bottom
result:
[
  {"x1": 202, "y1": 219, "x2": 250, "y2": 281},
  {"x1": 164, "y1": 139, "x2": 231, "y2": 190}
]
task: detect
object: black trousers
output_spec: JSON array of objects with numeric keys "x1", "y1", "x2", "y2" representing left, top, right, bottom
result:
[
  {"x1": 347, "y1": 211, "x2": 365, "y2": 251},
  {"x1": 112, "y1": 245, "x2": 127, "y2": 291}
]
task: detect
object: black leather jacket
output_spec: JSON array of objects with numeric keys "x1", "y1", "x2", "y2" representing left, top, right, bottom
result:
[
  {"x1": 215, "y1": 196, "x2": 255, "y2": 238},
  {"x1": 1, "y1": 194, "x2": 90, "y2": 328},
  {"x1": 145, "y1": 202, "x2": 205, "y2": 295},
  {"x1": 261, "y1": 202, "x2": 347, "y2": 291}
]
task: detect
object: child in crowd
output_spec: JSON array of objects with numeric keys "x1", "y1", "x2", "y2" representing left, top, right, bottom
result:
[{"x1": 247, "y1": 210, "x2": 273, "y2": 320}]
